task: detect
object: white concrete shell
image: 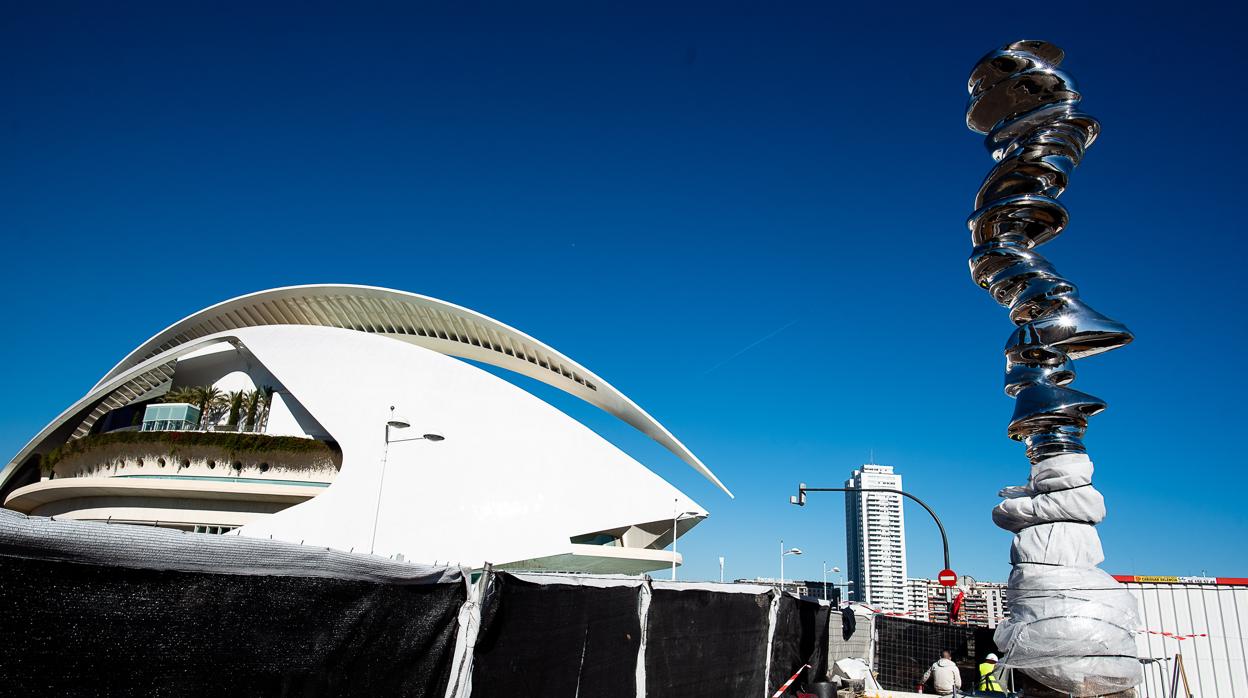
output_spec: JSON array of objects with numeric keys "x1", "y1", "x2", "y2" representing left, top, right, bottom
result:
[{"x1": 2, "y1": 286, "x2": 726, "y2": 572}]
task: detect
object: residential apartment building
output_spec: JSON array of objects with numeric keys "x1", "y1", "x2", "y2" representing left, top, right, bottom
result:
[
  {"x1": 844, "y1": 464, "x2": 907, "y2": 613},
  {"x1": 907, "y1": 576, "x2": 1010, "y2": 628}
]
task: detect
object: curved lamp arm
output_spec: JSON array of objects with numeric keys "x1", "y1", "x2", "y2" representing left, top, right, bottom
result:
[{"x1": 791, "y1": 483, "x2": 950, "y2": 577}]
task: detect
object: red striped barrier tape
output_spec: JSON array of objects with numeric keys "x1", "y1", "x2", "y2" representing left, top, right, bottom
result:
[
  {"x1": 771, "y1": 663, "x2": 811, "y2": 698},
  {"x1": 1140, "y1": 629, "x2": 1207, "y2": 641}
]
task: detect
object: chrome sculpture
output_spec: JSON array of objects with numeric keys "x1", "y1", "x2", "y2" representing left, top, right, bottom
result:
[
  {"x1": 966, "y1": 39, "x2": 1132, "y2": 463},
  {"x1": 965, "y1": 41, "x2": 1142, "y2": 695}
]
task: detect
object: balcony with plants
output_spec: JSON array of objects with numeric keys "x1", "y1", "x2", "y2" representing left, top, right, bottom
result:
[{"x1": 42, "y1": 384, "x2": 341, "y2": 486}]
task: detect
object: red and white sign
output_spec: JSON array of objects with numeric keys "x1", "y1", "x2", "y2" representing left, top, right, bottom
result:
[{"x1": 938, "y1": 569, "x2": 958, "y2": 587}]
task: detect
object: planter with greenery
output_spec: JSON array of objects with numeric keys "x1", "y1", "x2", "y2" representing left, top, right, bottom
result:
[{"x1": 41, "y1": 431, "x2": 341, "y2": 479}]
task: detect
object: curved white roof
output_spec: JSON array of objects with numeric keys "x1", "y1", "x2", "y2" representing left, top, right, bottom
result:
[{"x1": 64, "y1": 284, "x2": 729, "y2": 497}]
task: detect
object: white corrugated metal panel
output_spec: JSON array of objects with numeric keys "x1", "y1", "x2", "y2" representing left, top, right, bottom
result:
[{"x1": 1124, "y1": 581, "x2": 1248, "y2": 697}]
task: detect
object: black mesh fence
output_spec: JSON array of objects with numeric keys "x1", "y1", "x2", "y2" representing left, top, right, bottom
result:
[
  {"x1": 767, "y1": 595, "x2": 830, "y2": 694},
  {"x1": 644, "y1": 586, "x2": 774, "y2": 698},
  {"x1": 0, "y1": 554, "x2": 465, "y2": 697},
  {"x1": 1, "y1": 513, "x2": 867, "y2": 698},
  {"x1": 873, "y1": 615, "x2": 1001, "y2": 692},
  {"x1": 470, "y1": 574, "x2": 641, "y2": 698}
]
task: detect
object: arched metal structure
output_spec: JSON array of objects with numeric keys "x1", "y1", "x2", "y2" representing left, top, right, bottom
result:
[{"x1": 3, "y1": 285, "x2": 730, "y2": 498}]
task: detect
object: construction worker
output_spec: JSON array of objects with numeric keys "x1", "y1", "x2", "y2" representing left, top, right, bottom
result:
[
  {"x1": 978, "y1": 653, "x2": 1004, "y2": 694},
  {"x1": 917, "y1": 649, "x2": 961, "y2": 695}
]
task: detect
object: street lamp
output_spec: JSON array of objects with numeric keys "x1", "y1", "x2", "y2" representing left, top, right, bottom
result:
[
  {"x1": 822, "y1": 562, "x2": 840, "y2": 601},
  {"x1": 827, "y1": 566, "x2": 855, "y2": 603},
  {"x1": 670, "y1": 499, "x2": 701, "y2": 580},
  {"x1": 372, "y1": 406, "x2": 444, "y2": 553},
  {"x1": 780, "y1": 539, "x2": 802, "y2": 587},
  {"x1": 791, "y1": 482, "x2": 954, "y2": 615}
]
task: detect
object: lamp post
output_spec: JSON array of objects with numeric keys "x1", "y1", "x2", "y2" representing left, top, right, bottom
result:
[
  {"x1": 719, "y1": 556, "x2": 725, "y2": 583},
  {"x1": 780, "y1": 539, "x2": 802, "y2": 587},
  {"x1": 791, "y1": 482, "x2": 953, "y2": 612},
  {"x1": 822, "y1": 562, "x2": 840, "y2": 601},
  {"x1": 670, "y1": 499, "x2": 701, "y2": 580},
  {"x1": 371, "y1": 406, "x2": 444, "y2": 554},
  {"x1": 833, "y1": 569, "x2": 856, "y2": 604}
]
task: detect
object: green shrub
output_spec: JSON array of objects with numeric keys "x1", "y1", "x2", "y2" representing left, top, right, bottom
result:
[{"x1": 41, "y1": 431, "x2": 339, "y2": 472}]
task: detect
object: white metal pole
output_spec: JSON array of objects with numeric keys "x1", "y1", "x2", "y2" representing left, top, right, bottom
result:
[
  {"x1": 671, "y1": 498, "x2": 678, "y2": 581},
  {"x1": 719, "y1": 556, "x2": 725, "y2": 583},
  {"x1": 780, "y1": 539, "x2": 785, "y2": 587},
  {"x1": 370, "y1": 422, "x2": 391, "y2": 554},
  {"x1": 822, "y1": 562, "x2": 828, "y2": 601}
]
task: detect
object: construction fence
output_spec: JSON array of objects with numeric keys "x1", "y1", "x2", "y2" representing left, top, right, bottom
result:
[
  {"x1": 871, "y1": 615, "x2": 999, "y2": 692},
  {"x1": 0, "y1": 510, "x2": 835, "y2": 697}
]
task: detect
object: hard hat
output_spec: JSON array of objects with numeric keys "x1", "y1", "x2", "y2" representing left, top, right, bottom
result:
[{"x1": 986, "y1": 653, "x2": 999, "y2": 662}]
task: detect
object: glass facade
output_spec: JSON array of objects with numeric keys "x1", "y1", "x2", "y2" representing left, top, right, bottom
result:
[{"x1": 140, "y1": 403, "x2": 202, "y2": 432}]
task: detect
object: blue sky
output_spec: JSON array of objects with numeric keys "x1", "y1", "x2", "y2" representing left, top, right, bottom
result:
[{"x1": 3, "y1": 3, "x2": 1245, "y2": 584}]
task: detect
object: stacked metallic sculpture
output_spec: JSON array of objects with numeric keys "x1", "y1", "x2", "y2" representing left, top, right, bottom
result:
[{"x1": 965, "y1": 41, "x2": 1142, "y2": 695}]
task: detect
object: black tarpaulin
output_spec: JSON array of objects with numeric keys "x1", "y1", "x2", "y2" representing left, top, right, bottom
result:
[
  {"x1": 0, "y1": 555, "x2": 465, "y2": 697},
  {"x1": 0, "y1": 512, "x2": 466, "y2": 698},
  {"x1": 470, "y1": 573, "x2": 641, "y2": 698},
  {"x1": 644, "y1": 586, "x2": 773, "y2": 698},
  {"x1": 767, "y1": 595, "x2": 830, "y2": 693}
]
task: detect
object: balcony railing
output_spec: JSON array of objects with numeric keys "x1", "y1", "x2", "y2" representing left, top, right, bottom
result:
[{"x1": 140, "y1": 419, "x2": 199, "y2": 432}]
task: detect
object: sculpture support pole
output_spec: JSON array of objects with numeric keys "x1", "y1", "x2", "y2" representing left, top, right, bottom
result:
[{"x1": 964, "y1": 41, "x2": 1141, "y2": 696}]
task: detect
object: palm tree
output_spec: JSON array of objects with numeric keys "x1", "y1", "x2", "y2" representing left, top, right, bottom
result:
[
  {"x1": 190, "y1": 386, "x2": 225, "y2": 430},
  {"x1": 256, "y1": 386, "x2": 275, "y2": 431},
  {"x1": 241, "y1": 390, "x2": 261, "y2": 432},
  {"x1": 225, "y1": 390, "x2": 246, "y2": 429},
  {"x1": 163, "y1": 386, "x2": 198, "y2": 404}
]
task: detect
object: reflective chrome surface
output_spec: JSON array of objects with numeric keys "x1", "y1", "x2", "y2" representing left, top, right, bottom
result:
[{"x1": 965, "y1": 40, "x2": 1133, "y2": 464}]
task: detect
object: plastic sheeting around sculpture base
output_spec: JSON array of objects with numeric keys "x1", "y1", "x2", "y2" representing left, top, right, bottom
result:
[
  {"x1": 993, "y1": 454, "x2": 1142, "y2": 695},
  {"x1": 0, "y1": 509, "x2": 468, "y2": 697},
  {"x1": 994, "y1": 564, "x2": 1142, "y2": 695}
]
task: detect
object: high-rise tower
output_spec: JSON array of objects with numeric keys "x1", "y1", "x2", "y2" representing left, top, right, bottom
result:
[{"x1": 844, "y1": 464, "x2": 907, "y2": 612}]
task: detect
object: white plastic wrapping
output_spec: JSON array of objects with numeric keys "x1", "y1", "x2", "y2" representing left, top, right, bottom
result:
[
  {"x1": 1009, "y1": 522, "x2": 1105, "y2": 567},
  {"x1": 993, "y1": 456, "x2": 1105, "y2": 533},
  {"x1": 0, "y1": 508, "x2": 465, "y2": 584},
  {"x1": 992, "y1": 454, "x2": 1142, "y2": 695}
]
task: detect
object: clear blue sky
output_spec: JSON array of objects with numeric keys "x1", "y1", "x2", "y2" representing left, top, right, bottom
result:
[{"x1": 3, "y1": 3, "x2": 1245, "y2": 584}]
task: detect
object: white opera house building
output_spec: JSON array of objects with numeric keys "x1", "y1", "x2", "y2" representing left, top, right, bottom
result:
[{"x1": 0, "y1": 285, "x2": 729, "y2": 573}]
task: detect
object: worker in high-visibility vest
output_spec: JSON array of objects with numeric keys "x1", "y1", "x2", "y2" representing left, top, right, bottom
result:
[{"x1": 978, "y1": 653, "x2": 1005, "y2": 694}]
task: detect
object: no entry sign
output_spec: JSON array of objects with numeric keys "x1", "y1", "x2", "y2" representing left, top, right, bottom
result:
[{"x1": 938, "y1": 569, "x2": 957, "y2": 587}]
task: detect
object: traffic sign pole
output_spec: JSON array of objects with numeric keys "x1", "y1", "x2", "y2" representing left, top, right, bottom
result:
[{"x1": 938, "y1": 568, "x2": 957, "y2": 624}]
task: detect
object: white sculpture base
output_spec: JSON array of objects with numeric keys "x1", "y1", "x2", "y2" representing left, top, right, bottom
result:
[{"x1": 992, "y1": 453, "x2": 1141, "y2": 695}]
